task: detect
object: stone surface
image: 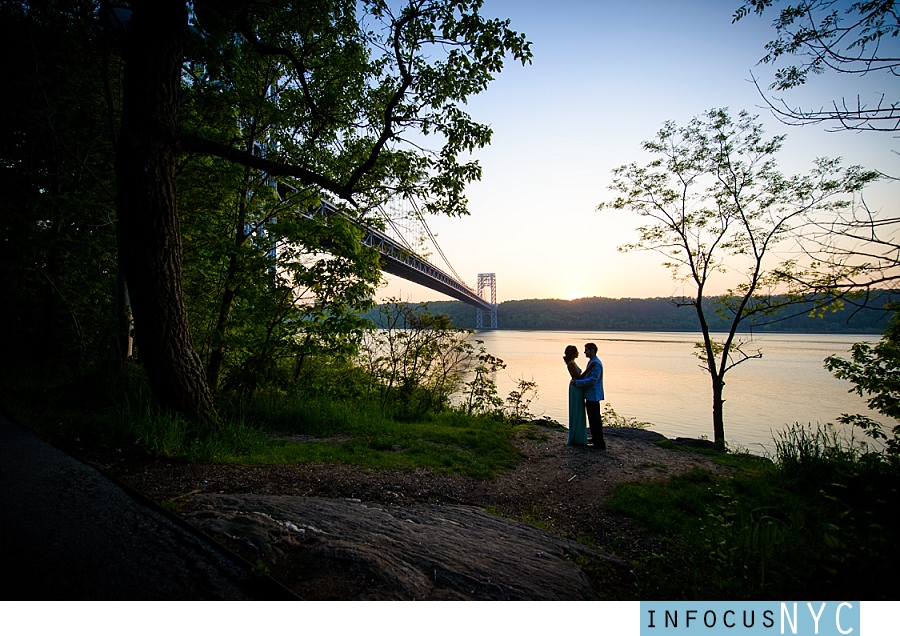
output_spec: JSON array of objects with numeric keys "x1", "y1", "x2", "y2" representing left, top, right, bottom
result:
[
  {"x1": 605, "y1": 427, "x2": 667, "y2": 442},
  {"x1": 186, "y1": 494, "x2": 625, "y2": 600},
  {"x1": 0, "y1": 415, "x2": 289, "y2": 599},
  {"x1": 670, "y1": 437, "x2": 718, "y2": 450}
]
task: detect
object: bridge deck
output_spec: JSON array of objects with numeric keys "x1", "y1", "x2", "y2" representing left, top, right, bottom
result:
[
  {"x1": 357, "y1": 224, "x2": 492, "y2": 310},
  {"x1": 307, "y1": 200, "x2": 492, "y2": 311}
]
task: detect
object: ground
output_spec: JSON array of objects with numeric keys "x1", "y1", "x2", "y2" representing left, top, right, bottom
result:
[{"x1": 90, "y1": 423, "x2": 731, "y2": 599}]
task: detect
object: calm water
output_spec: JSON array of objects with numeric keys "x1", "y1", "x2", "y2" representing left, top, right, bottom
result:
[{"x1": 472, "y1": 330, "x2": 882, "y2": 454}]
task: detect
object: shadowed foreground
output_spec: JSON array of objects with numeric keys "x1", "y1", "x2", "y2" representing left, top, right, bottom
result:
[
  {"x1": 1, "y1": 413, "x2": 632, "y2": 600},
  {"x1": 0, "y1": 414, "x2": 290, "y2": 600}
]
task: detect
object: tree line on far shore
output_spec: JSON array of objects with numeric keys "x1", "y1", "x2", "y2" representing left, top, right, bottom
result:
[{"x1": 374, "y1": 294, "x2": 897, "y2": 333}]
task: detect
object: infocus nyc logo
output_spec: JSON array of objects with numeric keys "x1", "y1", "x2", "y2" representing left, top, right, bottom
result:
[{"x1": 640, "y1": 602, "x2": 860, "y2": 635}]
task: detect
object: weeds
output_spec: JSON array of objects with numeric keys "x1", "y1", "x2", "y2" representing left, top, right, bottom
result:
[
  {"x1": 518, "y1": 505, "x2": 555, "y2": 532},
  {"x1": 606, "y1": 422, "x2": 900, "y2": 599},
  {"x1": 505, "y1": 377, "x2": 538, "y2": 421},
  {"x1": 603, "y1": 404, "x2": 652, "y2": 429}
]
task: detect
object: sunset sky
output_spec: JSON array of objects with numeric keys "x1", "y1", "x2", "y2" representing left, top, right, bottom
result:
[{"x1": 377, "y1": 0, "x2": 899, "y2": 304}]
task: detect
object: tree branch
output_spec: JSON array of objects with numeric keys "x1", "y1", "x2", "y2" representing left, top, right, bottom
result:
[
  {"x1": 344, "y1": 8, "x2": 419, "y2": 191},
  {"x1": 180, "y1": 132, "x2": 355, "y2": 202}
]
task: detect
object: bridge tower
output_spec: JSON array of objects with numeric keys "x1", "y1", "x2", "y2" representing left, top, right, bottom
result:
[{"x1": 475, "y1": 273, "x2": 498, "y2": 329}]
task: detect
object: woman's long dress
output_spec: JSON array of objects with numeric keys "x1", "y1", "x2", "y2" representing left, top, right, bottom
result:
[{"x1": 566, "y1": 362, "x2": 589, "y2": 446}]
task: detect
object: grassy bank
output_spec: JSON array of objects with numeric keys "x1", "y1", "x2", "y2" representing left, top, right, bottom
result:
[
  {"x1": 0, "y1": 363, "x2": 520, "y2": 479},
  {"x1": 604, "y1": 424, "x2": 899, "y2": 600}
]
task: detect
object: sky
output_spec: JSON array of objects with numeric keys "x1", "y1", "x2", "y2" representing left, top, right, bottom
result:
[{"x1": 377, "y1": 0, "x2": 899, "y2": 304}]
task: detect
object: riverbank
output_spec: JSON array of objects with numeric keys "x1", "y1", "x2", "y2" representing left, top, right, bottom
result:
[
  {"x1": 391, "y1": 296, "x2": 894, "y2": 333},
  {"x1": 86, "y1": 422, "x2": 732, "y2": 599},
  {"x1": 9, "y1": 401, "x2": 897, "y2": 600}
]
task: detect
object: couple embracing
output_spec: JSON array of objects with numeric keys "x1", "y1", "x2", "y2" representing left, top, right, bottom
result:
[{"x1": 564, "y1": 343, "x2": 606, "y2": 450}]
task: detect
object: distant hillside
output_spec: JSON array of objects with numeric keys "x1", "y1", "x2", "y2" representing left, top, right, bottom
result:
[{"x1": 367, "y1": 295, "x2": 896, "y2": 333}]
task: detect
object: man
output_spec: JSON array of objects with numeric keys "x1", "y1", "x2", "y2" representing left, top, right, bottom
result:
[{"x1": 573, "y1": 342, "x2": 605, "y2": 450}]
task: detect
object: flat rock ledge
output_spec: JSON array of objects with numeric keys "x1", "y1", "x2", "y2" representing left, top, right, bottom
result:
[{"x1": 185, "y1": 494, "x2": 625, "y2": 600}]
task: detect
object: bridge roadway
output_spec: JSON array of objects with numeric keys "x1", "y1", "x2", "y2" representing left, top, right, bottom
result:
[{"x1": 316, "y1": 201, "x2": 493, "y2": 312}]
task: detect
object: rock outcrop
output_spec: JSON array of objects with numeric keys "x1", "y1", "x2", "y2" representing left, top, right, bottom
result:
[{"x1": 186, "y1": 494, "x2": 625, "y2": 600}]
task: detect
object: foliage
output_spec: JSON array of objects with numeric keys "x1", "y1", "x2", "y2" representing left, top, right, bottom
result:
[
  {"x1": 602, "y1": 404, "x2": 653, "y2": 429},
  {"x1": 163, "y1": 0, "x2": 529, "y2": 417},
  {"x1": 600, "y1": 107, "x2": 878, "y2": 447},
  {"x1": 606, "y1": 422, "x2": 899, "y2": 599},
  {"x1": 154, "y1": 0, "x2": 520, "y2": 417},
  {"x1": 397, "y1": 295, "x2": 896, "y2": 331},
  {"x1": 181, "y1": 174, "x2": 381, "y2": 396},
  {"x1": 360, "y1": 299, "x2": 477, "y2": 417},
  {"x1": 358, "y1": 296, "x2": 527, "y2": 419},
  {"x1": 463, "y1": 344, "x2": 506, "y2": 416},
  {"x1": 1, "y1": 1, "x2": 532, "y2": 420},
  {"x1": 505, "y1": 377, "x2": 539, "y2": 421},
  {"x1": 183, "y1": 0, "x2": 532, "y2": 214},
  {"x1": 173, "y1": 34, "x2": 387, "y2": 397},
  {"x1": 734, "y1": 1, "x2": 900, "y2": 362},
  {"x1": 0, "y1": 0, "x2": 120, "y2": 365},
  {"x1": 825, "y1": 305, "x2": 900, "y2": 456},
  {"x1": 734, "y1": 0, "x2": 900, "y2": 131}
]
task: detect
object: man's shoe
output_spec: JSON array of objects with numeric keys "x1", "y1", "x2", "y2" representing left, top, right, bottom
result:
[{"x1": 591, "y1": 441, "x2": 606, "y2": 450}]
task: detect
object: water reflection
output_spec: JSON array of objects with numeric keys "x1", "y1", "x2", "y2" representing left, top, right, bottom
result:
[{"x1": 471, "y1": 330, "x2": 883, "y2": 455}]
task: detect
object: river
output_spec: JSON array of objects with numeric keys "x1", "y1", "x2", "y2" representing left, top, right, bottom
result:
[{"x1": 471, "y1": 330, "x2": 883, "y2": 455}]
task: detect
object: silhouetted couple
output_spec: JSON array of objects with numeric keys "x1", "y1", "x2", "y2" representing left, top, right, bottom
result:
[{"x1": 563, "y1": 343, "x2": 606, "y2": 450}]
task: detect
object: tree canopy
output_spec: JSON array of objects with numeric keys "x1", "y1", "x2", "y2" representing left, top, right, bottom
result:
[
  {"x1": 0, "y1": 0, "x2": 532, "y2": 420},
  {"x1": 404, "y1": 296, "x2": 894, "y2": 332},
  {"x1": 734, "y1": 0, "x2": 900, "y2": 131}
]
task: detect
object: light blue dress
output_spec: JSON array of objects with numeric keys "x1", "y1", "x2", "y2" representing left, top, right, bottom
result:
[{"x1": 566, "y1": 362, "x2": 588, "y2": 446}]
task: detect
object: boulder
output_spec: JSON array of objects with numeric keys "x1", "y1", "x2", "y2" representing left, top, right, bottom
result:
[
  {"x1": 604, "y1": 427, "x2": 667, "y2": 442},
  {"x1": 670, "y1": 437, "x2": 718, "y2": 450}
]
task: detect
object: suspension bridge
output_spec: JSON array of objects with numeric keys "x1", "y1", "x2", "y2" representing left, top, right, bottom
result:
[{"x1": 311, "y1": 199, "x2": 499, "y2": 329}]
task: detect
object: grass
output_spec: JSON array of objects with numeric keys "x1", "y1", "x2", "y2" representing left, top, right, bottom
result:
[
  {"x1": 221, "y1": 390, "x2": 522, "y2": 478},
  {"x1": 605, "y1": 423, "x2": 900, "y2": 600},
  {"x1": 517, "y1": 505, "x2": 556, "y2": 532},
  {"x1": 0, "y1": 363, "x2": 521, "y2": 479}
]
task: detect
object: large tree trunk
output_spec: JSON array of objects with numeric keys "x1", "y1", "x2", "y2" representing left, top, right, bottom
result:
[{"x1": 115, "y1": 0, "x2": 217, "y2": 420}]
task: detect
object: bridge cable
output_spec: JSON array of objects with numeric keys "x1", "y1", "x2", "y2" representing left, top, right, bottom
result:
[{"x1": 408, "y1": 199, "x2": 466, "y2": 286}]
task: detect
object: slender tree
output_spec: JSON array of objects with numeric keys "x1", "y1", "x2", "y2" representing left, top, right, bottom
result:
[
  {"x1": 176, "y1": 38, "x2": 388, "y2": 395},
  {"x1": 601, "y1": 108, "x2": 878, "y2": 448},
  {"x1": 732, "y1": 1, "x2": 900, "y2": 300}
]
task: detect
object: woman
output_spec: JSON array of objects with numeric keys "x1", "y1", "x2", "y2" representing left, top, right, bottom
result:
[{"x1": 563, "y1": 345, "x2": 588, "y2": 446}]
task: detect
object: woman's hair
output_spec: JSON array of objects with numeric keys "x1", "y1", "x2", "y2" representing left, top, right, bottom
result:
[{"x1": 564, "y1": 345, "x2": 578, "y2": 357}]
